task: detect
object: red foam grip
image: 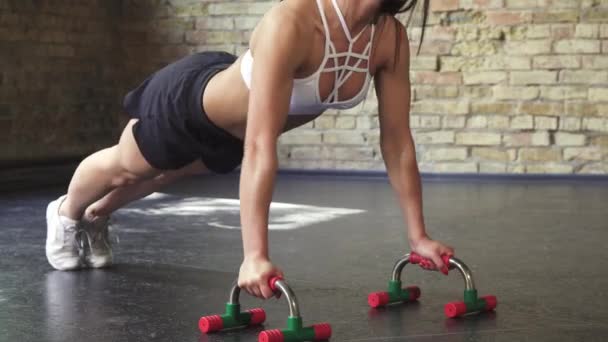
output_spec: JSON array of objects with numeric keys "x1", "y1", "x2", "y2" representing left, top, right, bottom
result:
[
  {"x1": 444, "y1": 301, "x2": 468, "y2": 318},
  {"x1": 199, "y1": 315, "x2": 223, "y2": 333},
  {"x1": 409, "y1": 252, "x2": 422, "y2": 264},
  {"x1": 313, "y1": 323, "x2": 332, "y2": 340},
  {"x1": 259, "y1": 329, "x2": 284, "y2": 342},
  {"x1": 248, "y1": 308, "x2": 266, "y2": 326},
  {"x1": 482, "y1": 295, "x2": 497, "y2": 311},
  {"x1": 406, "y1": 286, "x2": 421, "y2": 301},
  {"x1": 269, "y1": 276, "x2": 283, "y2": 292},
  {"x1": 368, "y1": 291, "x2": 390, "y2": 308}
]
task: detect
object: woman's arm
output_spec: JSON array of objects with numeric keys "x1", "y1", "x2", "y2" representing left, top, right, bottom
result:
[
  {"x1": 238, "y1": 7, "x2": 307, "y2": 298},
  {"x1": 375, "y1": 18, "x2": 453, "y2": 272}
]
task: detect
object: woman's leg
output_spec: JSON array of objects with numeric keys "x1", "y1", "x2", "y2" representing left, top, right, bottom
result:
[
  {"x1": 83, "y1": 160, "x2": 208, "y2": 219},
  {"x1": 59, "y1": 119, "x2": 160, "y2": 221}
]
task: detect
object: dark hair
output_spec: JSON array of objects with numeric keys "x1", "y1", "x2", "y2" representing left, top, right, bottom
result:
[
  {"x1": 279, "y1": 0, "x2": 430, "y2": 63},
  {"x1": 378, "y1": 0, "x2": 430, "y2": 56}
]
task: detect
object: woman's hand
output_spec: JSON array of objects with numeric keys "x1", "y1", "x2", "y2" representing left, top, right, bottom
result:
[
  {"x1": 238, "y1": 255, "x2": 284, "y2": 299},
  {"x1": 410, "y1": 236, "x2": 455, "y2": 274}
]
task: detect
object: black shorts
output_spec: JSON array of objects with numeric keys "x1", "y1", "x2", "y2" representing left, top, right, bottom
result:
[{"x1": 123, "y1": 51, "x2": 243, "y2": 174}]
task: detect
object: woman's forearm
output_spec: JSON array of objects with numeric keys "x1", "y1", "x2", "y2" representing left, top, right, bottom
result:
[
  {"x1": 384, "y1": 144, "x2": 427, "y2": 243},
  {"x1": 239, "y1": 145, "x2": 278, "y2": 260}
]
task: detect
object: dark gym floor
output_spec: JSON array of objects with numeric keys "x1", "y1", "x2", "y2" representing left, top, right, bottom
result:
[{"x1": 1, "y1": 173, "x2": 607, "y2": 342}]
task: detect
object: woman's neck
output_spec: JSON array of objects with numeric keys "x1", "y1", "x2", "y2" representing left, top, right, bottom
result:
[{"x1": 331, "y1": 0, "x2": 380, "y2": 34}]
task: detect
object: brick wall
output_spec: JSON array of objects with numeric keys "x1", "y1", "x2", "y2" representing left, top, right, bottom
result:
[
  {"x1": 2, "y1": 0, "x2": 607, "y2": 174},
  {"x1": 0, "y1": 0, "x2": 125, "y2": 165}
]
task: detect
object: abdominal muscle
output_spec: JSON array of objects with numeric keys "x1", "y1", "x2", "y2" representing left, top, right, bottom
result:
[{"x1": 201, "y1": 54, "x2": 322, "y2": 141}]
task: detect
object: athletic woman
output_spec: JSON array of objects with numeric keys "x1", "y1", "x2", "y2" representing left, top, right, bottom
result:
[{"x1": 46, "y1": 0, "x2": 454, "y2": 299}]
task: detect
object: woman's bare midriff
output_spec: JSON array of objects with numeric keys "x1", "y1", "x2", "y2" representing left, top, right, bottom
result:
[{"x1": 201, "y1": 55, "x2": 321, "y2": 141}]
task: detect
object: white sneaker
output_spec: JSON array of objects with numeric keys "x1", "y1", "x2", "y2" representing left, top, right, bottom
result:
[
  {"x1": 46, "y1": 195, "x2": 84, "y2": 271},
  {"x1": 81, "y1": 216, "x2": 113, "y2": 268}
]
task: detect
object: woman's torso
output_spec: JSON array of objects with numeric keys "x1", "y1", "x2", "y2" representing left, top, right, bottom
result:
[{"x1": 202, "y1": 0, "x2": 391, "y2": 140}]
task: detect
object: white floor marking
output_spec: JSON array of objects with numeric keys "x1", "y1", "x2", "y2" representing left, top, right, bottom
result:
[{"x1": 119, "y1": 193, "x2": 365, "y2": 230}]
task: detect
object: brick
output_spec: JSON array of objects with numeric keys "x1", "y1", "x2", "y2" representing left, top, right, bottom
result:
[
  {"x1": 467, "y1": 115, "x2": 488, "y2": 128},
  {"x1": 208, "y1": 2, "x2": 272, "y2": 15},
  {"x1": 575, "y1": 24, "x2": 600, "y2": 38},
  {"x1": 578, "y1": 163, "x2": 608, "y2": 174},
  {"x1": 430, "y1": 162, "x2": 479, "y2": 173},
  {"x1": 602, "y1": 24, "x2": 608, "y2": 38},
  {"x1": 554, "y1": 40, "x2": 601, "y2": 54},
  {"x1": 589, "y1": 88, "x2": 608, "y2": 101},
  {"x1": 584, "y1": 8, "x2": 608, "y2": 22},
  {"x1": 314, "y1": 116, "x2": 335, "y2": 129},
  {"x1": 504, "y1": 132, "x2": 551, "y2": 146},
  {"x1": 473, "y1": 148, "x2": 516, "y2": 162},
  {"x1": 535, "y1": 116, "x2": 559, "y2": 130},
  {"x1": 430, "y1": 0, "x2": 460, "y2": 11},
  {"x1": 413, "y1": 86, "x2": 459, "y2": 99},
  {"x1": 555, "y1": 132, "x2": 586, "y2": 146},
  {"x1": 526, "y1": 163, "x2": 574, "y2": 173},
  {"x1": 493, "y1": 86, "x2": 540, "y2": 100},
  {"x1": 461, "y1": 0, "x2": 504, "y2": 9},
  {"x1": 519, "y1": 148, "x2": 561, "y2": 162},
  {"x1": 565, "y1": 102, "x2": 608, "y2": 116},
  {"x1": 413, "y1": 41, "x2": 453, "y2": 55},
  {"x1": 540, "y1": 86, "x2": 587, "y2": 100},
  {"x1": 335, "y1": 117, "x2": 355, "y2": 129},
  {"x1": 323, "y1": 131, "x2": 365, "y2": 145},
  {"x1": 508, "y1": 164, "x2": 526, "y2": 173},
  {"x1": 559, "y1": 117, "x2": 581, "y2": 131},
  {"x1": 419, "y1": 116, "x2": 441, "y2": 129},
  {"x1": 488, "y1": 116, "x2": 511, "y2": 129},
  {"x1": 422, "y1": 147, "x2": 468, "y2": 161},
  {"x1": 196, "y1": 17, "x2": 234, "y2": 30},
  {"x1": 511, "y1": 115, "x2": 534, "y2": 129},
  {"x1": 506, "y1": 0, "x2": 541, "y2": 9},
  {"x1": 235, "y1": 17, "x2": 261, "y2": 30},
  {"x1": 505, "y1": 40, "x2": 552, "y2": 55},
  {"x1": 511, "y1": 71, "x2": 557, "y2": 85},
  {"x1": 451, "y1": 41, "x2": 497, "y2": 57},
  {"x1": 456, "y1": 132, "x2": 502, "y2": 146},
  {"x1": 410, "y1": 56, "x2": 438, "y2": 71},
  {"x1": 443, "y1": 116, "x2": 466, "y2": 128},
  {"x1": 520, "y1": 102, "x2": 564, "y2": 116},
  {"x1": 533, "y1": 55, "x2": 581, "y2": 69},
  {"x1": 414, "y1": 131, "x2": 455, "y2": 144},
  {"x1": 411, "y1": 100, "x2": 469, "y2": 115},
  {"x1": 480, "y1": 162, "x2": 508, "y2": 173},
  {"x1": 280, "y1": 131, "x2": 322, "y2": 145},
  {"x1": 526, "y1": 24, "x2": 551, "y2": 38},
  {"x1": 356, "y1": 116, "x2": 374, "y2": 130},
  {"x1": 486, "y1": 10, "x2": 532, "y2": 25},
  {"x1": 541, "y1": 0, "x2": 580, "y2": 8},
  {"x1": 472, "y1": 102, "x2": 518, "y2": 115},
  {"x1": 592, "y1": 135, "x2": 608, "y2": 147},
  {"x1": 327, "y1": 147, "x2": 375, "y2": 161},
  {"x1": 582, "y1": 56, "x2": 608, "y2": 69},
  {"x1": 290, "y1": 147, "x2": 321, "y2": 160},
  {"x1": 464, "y1": 87, "x2": 493, "y2": 98},
  {"x1": 551, "y1": 24, "x2": 575, "y2": 39},
  {"x1": 411, "y1": 72, "x2": 462, "y2": 85},
  {"x1": 463, "y1": 71, "x2": 507, "y2": 85},
  {"x1": 582, "y1": 118, "x2": 608, "y2": 132},
  {"x1": 533, "y1": 10, "x2": 579, "y2": 23}
]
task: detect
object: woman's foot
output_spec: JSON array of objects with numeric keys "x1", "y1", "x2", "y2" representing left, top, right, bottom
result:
[
  {"x1": 45, "y1": 195, "x2": 84, "y2": 271},
  {"x1": 81, "y1": 215, "x2": 113, "y2": 268}
]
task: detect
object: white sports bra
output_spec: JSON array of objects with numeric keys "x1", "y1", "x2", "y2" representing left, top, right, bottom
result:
[{"x1": 240, "y1": 0, "x2": 375, "y2": 115}]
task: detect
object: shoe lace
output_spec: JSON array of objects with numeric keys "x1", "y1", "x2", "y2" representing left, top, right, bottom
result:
[{"x1": 73, "y1": 228, "x2": 92, "y2": 260}]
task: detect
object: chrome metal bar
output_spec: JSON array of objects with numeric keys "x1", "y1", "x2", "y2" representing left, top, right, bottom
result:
[
  {"x1": 229, "y1": 282, "x2": 241, "y2": 304},
  {"x1": 448, "y1": 257, "x2": 476, "y2": 290},
  {"x1": 391, "y1": 253, "x2": 411, "y2": 282},
  {"x1": 274, "y1": 279, "x2": 301, "y2": 317}
]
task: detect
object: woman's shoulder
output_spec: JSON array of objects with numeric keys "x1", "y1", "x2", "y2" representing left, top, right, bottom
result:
[{"x1": 249, "y1": 0, "x2": 315, "y2": 52}]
